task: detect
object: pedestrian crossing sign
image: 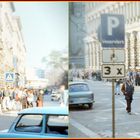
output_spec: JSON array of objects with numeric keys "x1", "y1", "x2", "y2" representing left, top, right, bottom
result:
[{"x1": 5, "y1": 72, "x2": 15, "y2": 82}]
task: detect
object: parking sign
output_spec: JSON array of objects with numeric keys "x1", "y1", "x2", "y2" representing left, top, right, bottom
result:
[{"x1": 101, "y1": 14, "x2": 125, "y2": 48}]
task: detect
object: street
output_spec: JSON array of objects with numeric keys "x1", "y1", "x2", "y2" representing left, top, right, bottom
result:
[
  {"x1": 69, "y1": 80, "x2": 140, "y2": 138},
  {"x1": 0, "y1": 94, "x2": 60, "y2": 131}
]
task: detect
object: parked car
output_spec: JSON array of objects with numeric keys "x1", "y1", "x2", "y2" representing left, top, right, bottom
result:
[
  {"x1": 0, "y1": 107, "x2": 68, "y2": 138},
  {"x1": 51, "y1": 90, "x2": 61, "y2": 101},
  {"x1": 69, "y1": 81, "x2": 94, "y2": 109}
]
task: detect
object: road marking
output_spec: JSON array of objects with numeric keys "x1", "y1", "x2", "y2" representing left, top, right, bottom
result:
[
  {"x1": 70, "y1": 118, "x2": 101, "y2": 138},
  {"x1": 105, "y1": 120, "x2": 140, "y2": 127},
  {"x1": 96, "y1": 107, "x2": 125, "y2": 112},
  {"x1": 128, "y1": 132, "x2": 140, "y2": 138}
]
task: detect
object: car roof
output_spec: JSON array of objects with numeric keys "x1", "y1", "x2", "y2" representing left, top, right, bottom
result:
[
  {"x1": 18, "y1": 107, "x2": 68, "y2": 115},
  {"x1": 69, "y1": 81, "x2": 88, "y2": 85}
]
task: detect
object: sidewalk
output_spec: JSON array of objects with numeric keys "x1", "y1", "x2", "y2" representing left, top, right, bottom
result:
[
  {"x1": 103, "y1": 81, "x2": 140, "y2": 92},
  {"x1": 0, "y1": 95, "x2": 58, "y2": 116},
  {"x1": 0, "y1": 110, "x2": 18, "y2": 117}
]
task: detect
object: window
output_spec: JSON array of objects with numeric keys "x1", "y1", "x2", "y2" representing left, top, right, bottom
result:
[
  {"x1": 136, "y1": 2, "x2": 139, "y2": 17},
  {"x1": 128, "y1": 3, "x2": 131, "y2": 19},
  {"x1": 69, "y1": 83, "x2": 89, "y2": 92},
  {"x1": 5, "y1": 13, "x2": 13, "y2": 37},
  {"x1": 47, "y1": 115, "x2": 68, "y2": 135},
  {"x1": 15, "y1": 115, "x2": 43, "y2": 133}
]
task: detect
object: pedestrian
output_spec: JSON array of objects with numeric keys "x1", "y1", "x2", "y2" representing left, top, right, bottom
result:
[
  {"x1": 2, "y1": 86, "x2": 10, "y2": 111},
  {"x1": 135, "y1": 72, "x2": 139, "y2": 86},
  {"x1": 129, "y1": 70, "x2": 133, "y2": 81},
  {"x1": 0, "y1": 88, "x2": 3, "y2": 114},
  {"x1": 36, "y1": 89, "x2": 43, "y2": 107},
  {"x1": 115, "y1": 79, "x2": 121, "y2": 95},
  {"x1": 121, "y1": 77, "x2": 134, "y2": 115},
  {"x1": 14, "y1": 87, "x2": 22, "y2": 111},
  {"x1": 20, "y1": 88, "x2": 28, "y2": 109},
  {"x1": 137, "y1": 75, "x2": 140, "y2": 86},
  {"x1": 59, "y1": 85, "x2": 65, "y2": 106},
  {"x1": 27, "y1": 89, "x2": 34, "y2": 108},
  {"x1": 36, "y1": 96, "x2": 43, "y2": 107}
]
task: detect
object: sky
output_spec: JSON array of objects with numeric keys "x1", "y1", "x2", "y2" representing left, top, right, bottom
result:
[{"x1": 14, "y1": 2, "x2": 68, "y2": 68}]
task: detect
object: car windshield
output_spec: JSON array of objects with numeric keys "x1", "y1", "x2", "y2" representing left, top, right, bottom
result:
[
  {"x1": 69, "y1": 84, "x2": 89, "y2": 92},
  {"x1": 15, "y1": 114, "x2": 43, "y2": 133}
]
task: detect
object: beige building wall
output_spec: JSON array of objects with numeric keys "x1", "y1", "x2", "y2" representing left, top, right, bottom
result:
[
  {"x1": 84, "y1": 2, "x2": 140, "y2": 73},
  {"x1": 12, "y1": 16, "x2": 26, "y2": 87},
  {"x1": 0, "y1": 2, "x2": 26, "y2": 87}
]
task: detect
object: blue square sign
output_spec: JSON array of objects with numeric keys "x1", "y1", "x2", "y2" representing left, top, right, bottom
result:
[
  {"x1": 5, "y1": 72, "x2": 15, "y2": 82},
  {"x1": 101, "y1": 14, "x2": 125, "y2": 48}
]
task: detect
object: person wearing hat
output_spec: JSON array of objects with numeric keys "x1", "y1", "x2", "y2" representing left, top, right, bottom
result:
[{"x1": 121, "y1": 77, "x2": 134, "y2": 115}]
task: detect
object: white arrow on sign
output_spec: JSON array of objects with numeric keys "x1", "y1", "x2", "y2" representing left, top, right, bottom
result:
[{"x1": 102, "y1": 64, "x2": 125, "y2": 78}]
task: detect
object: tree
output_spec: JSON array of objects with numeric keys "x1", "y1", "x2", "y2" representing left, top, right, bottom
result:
[
  {"x1": 41, "y1": 50, "x2": 68, "y2": 88},
  {"x1": 42, "y1": 50, "x2": 68, "y2": 71}
]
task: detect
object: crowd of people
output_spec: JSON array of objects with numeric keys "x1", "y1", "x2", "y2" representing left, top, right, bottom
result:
[
  {"x1": 0, "y1": 86, "x2": 44, "y2": 113},
  {"x1": 127, "y1": 70, "x2": 140, "y2": 86},
  {"x1": 70, "y1": 69, "x2": 102, "y2": 81}
]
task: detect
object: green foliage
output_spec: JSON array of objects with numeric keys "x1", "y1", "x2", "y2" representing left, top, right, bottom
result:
[{"x1": 42, "y1": 50, "x2": 68, "y2": 71}]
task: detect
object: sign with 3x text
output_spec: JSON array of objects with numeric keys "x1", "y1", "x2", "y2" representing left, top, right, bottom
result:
[{"x1": 102, "y1": 64, "x2": 125, "y2": 78}]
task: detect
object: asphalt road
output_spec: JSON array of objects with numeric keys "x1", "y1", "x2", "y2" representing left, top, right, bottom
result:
[{"x1": 69, "y1": 80, "x2": 140, "y2": 138}]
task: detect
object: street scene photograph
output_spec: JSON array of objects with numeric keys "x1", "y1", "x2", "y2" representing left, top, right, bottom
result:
[
  {"x1": 0, "y1": 2, "x2": 68, "y2": 138},
  {"x1": 69, "y1": 2, "x2": 140, "y2": 138}
]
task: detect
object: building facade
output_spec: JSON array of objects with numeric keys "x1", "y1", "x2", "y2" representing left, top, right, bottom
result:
[
  {"x1": 26, "y1": 67, "x2": 48, "y2": 89},
  {"x1": 84, "y1": 2, "x2": 140, "y2": 72},
  {"x1": 0, "y1": 2, "x2": 26, "y2": 87},
  {"x1": 69, "y1": 2, "x2": 86, "y2": 69}
]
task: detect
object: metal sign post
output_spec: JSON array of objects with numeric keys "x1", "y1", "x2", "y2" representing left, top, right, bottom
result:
[
  {"x1": 100, "y1": 14, "x2": 125, "y2": 138},
  {"x1": 112, "y1": 48, "x2": 115, "y2": 138},
  {"x1": 112, "y1": 79, "x2": 115, "y2": 138}
]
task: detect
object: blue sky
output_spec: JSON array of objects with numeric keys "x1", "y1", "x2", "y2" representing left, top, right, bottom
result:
[{"x1": 14, "y1": 2, "x2": 68, "y2": 68}]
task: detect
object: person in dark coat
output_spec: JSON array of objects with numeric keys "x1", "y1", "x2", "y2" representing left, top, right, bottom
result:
[
  {"x1": 135, "y1": 72, "x2": 139, "y2": 86},
  {"x1": 121, "y1": 77, "x2": 134, "y2": 115},
  {"x1": 137, "y1": 75, "x2": 140, "y2": 86}
]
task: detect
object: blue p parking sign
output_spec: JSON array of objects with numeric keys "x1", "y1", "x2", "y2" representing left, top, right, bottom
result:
[{"x1": 101, "y1": 14, "x2": 125, "y2": 48}]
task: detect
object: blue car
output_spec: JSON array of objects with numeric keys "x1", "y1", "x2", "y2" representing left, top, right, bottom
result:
[
  {"x1": 69, "y1": 81, "x2": 94, "y2": 109},
  {"x1": 0, "y1": 107, "x2": 68, "y2": 138}
]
